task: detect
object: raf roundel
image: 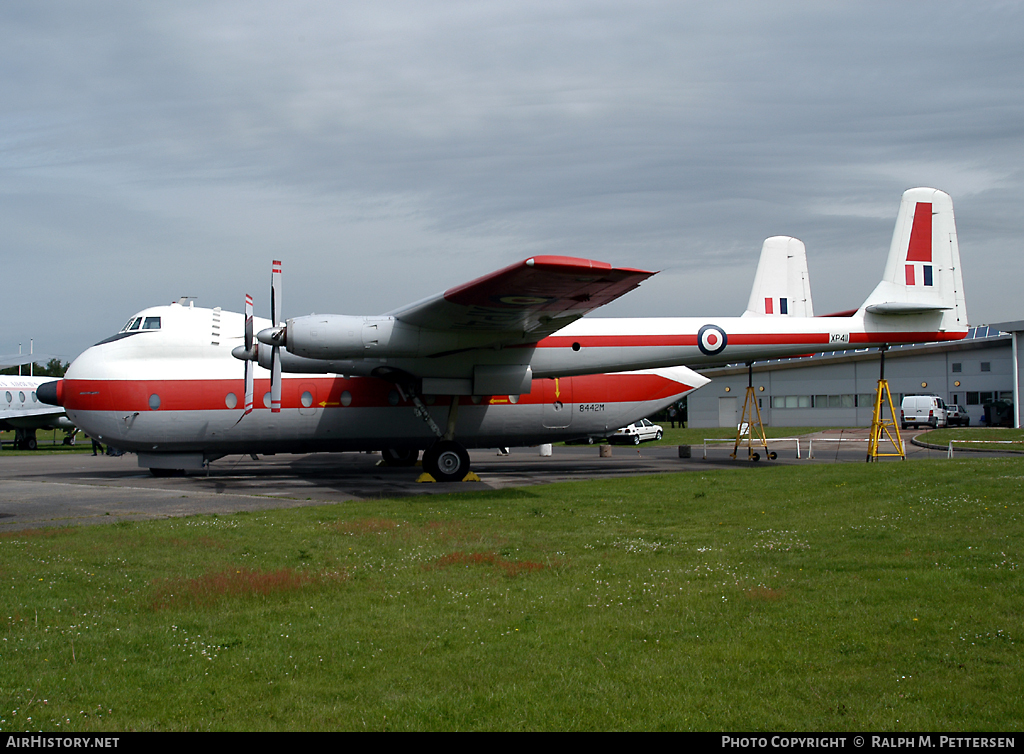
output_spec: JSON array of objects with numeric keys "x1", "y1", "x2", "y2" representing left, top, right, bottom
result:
[{"x1": 697, "y1": 324, "x2": 728, "y2": 356}]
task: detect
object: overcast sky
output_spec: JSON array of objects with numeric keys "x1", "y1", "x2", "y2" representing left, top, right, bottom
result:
[{"x1": 3, "y1": 1, "x2": 1023, "y2": 361}]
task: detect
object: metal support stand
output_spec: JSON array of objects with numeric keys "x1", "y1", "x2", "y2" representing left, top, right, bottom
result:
[
  {"x1": 731, "y1": 363, "x2": 774, "y2": 462},
  {"x1": 867, "y1": 346, "x2": 906, "y2": 461}
]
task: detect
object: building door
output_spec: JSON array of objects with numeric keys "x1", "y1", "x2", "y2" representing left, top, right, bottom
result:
[{"x1": 718, "y1": 396, "x2": 737, "y2": 428}]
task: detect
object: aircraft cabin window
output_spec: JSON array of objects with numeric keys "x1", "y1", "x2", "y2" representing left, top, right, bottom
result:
[
  {"x1": 149, "y1": 394, "x2": 161, "y2": 411},
  {"x1": 225, "y1": 393, "x2": 238, "y2": 409},
  {"x1": 19, "y1": 392, "x2": 26, "y2": 402},
  {"x1": 142, "y1": 317, "x2": 161, "y2": 330},
  {"x1": 4, "y1": 392, "x2": 11, "y2": 403}
]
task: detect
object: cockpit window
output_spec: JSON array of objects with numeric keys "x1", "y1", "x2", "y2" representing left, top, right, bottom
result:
[
  {"x1": 128, "y1": 318, "x2": 142, "y2": 331},
  {"x1": 142, "y1": 317, "x2": 161, "y2": 330}
]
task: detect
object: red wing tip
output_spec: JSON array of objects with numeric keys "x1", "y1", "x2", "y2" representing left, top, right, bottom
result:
[{"x1": 522, "y1": 256, "x2": 654, "y2": 275}]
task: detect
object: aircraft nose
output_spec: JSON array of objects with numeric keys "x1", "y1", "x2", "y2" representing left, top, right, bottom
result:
[{"x1": 36, "y1": 379, "x2": 62, "y2": 406}]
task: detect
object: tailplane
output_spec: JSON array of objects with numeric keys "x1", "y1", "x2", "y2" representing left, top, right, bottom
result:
[
  {"x1": 742, "y1": 236, "x2": 814, "y2": 317},
  {"x1": 858, "y1": 188, "x2": 968, "y2": 331}
]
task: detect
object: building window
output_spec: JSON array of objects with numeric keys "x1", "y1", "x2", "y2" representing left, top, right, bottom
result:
[
  {"x1": 981, "y1": 362, "x2": 991, "y2": 372},
  {"x1": 967, "y1": 392, "x2": 980, "y2": 405},
  {"x1": 772, "y1": 395, "x2": 811, "y2": 409},
  {"x1": 952, "y1": 363, "x2": 962, "y2": 373}
]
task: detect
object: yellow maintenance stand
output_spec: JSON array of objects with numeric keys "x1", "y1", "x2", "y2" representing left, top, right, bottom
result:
[
  {"x1": 867, "y1": 346, "x2": 906, "y2": 461},
  {"x1": 732, "y1": 363, "x2": 776, "y2": 462}
]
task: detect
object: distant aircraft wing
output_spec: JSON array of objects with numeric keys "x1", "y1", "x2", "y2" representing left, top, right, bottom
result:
[{"x1": 387, "y1": 256, "x2": 655, "y2": 342}]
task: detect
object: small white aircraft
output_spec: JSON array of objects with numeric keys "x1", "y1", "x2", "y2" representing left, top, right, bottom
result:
[
  {"x1": 39, "y1": 187, "x2": 967, "y2": 479},
  {"x1": 0, "y1": 375, "x2": 76, "y2": 449}
]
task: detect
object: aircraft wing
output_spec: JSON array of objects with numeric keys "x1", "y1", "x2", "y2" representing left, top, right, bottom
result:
[{"x1": 387, "y1": 256, "x2": 655, "y2": 342}]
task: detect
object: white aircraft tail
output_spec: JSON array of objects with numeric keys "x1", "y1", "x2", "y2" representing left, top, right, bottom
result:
[
  {"x1": 858, "y1": 188, "x2": 968, "y2": 330},
  {"x1": 742, "y1": 236, "x2": 814, "y2": 317}
]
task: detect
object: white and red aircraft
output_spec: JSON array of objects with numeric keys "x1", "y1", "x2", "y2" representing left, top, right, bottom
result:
[{"x1": 39, "y1": 187, "x2": 967, "y2": 479}]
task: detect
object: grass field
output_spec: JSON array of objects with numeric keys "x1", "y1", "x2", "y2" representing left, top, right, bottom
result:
[
  {"x1": 1, "y1": 457, "x2": 1021, "y2": 731},
  {"x1": 918, "y1": 428, "x2": 1024, "y2": 454}
]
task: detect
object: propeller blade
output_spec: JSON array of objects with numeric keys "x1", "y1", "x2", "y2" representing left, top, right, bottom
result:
[
  {"x1": 244, "y1": 293, "x2": 254, "y2": 352},
  {"x1": 271, "y1": 346, "x2": 282, "y2": 413},
  {"x1": 243, "y1": 360, "x2": 254, "y2": 416},
  {"x1": 271, "y1": 260, "x2": 282, "y2": 327},
  {"x1": 233, "y1": 293, "x2": 256, "y2": 425},
  {"x1": 270, "y1": 260, "x2": 283, "y2": 413}
]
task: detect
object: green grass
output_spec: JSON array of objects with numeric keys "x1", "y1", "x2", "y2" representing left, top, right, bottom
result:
[
  {"x1": 1, "y1": 460, "x2": 1022, "y2": 731},
  {"x1": 920, "y1": 427, "x2": 1024, "y2": 453}
]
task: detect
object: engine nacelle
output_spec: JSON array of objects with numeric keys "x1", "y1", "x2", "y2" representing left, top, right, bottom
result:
[{"x1": 286, "y1": 314, "x2": 406, "y2": 359}]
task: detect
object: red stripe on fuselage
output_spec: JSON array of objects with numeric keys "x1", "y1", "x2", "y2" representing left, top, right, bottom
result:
[
  {"x1": 539, "y1": 330, "x2": 966, "y2": 349},
  {"x1": 61, "y1": 372, "x2": 696, "y2": 414}
]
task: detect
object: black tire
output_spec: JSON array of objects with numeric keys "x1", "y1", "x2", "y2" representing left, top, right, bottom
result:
[
  {"x1": 769, "y1": 451, "x2": 777, "y2": 460},
  {"x1": 632, "y1": 435, "x2": 641, "y2": 445},
  {"x1": 965, "y1": 418, "x2": 970, "y2": 426},
  {"x1": 655, "y1": 430, "x2": 663, "y2": 441},
  {"x1": 26, "y1": 438, "x2": 37, "y2": 451},
  {"x1": 423, "y1": 440, "x2": 470, "y2": 482},
  {"x1": 381, "y1": 447, "x2": 419, "y2": 467},
  {"x1": 751, "y1": 452, "x2": 761, "y2": 462}
]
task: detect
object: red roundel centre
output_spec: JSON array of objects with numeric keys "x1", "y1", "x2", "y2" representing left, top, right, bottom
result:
[{"x1": 707, "y1": 333, "x2": 718, "y2": 345}]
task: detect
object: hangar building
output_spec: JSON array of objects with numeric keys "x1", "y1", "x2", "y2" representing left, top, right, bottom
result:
[{"x1": 688, "y1": 325, "x2": 1020, "y2": 429}]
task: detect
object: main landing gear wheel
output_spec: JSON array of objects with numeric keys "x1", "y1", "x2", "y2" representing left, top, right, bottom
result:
[
  {"x1": 423, "y1": 440, "x2": 471, "y2": 482},
  {"x1": 381, "y1": 448, "x2": 419, "y2": 467}
]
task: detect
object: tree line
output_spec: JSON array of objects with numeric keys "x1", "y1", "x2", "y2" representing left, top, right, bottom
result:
[{"x1": 1, "y1": 359, "x2": 69, "y2": 377}]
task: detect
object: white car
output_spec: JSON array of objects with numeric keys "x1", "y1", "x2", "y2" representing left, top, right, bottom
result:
[{"x1": 611, "y1": 419, "x2": 663, "y2": 445}]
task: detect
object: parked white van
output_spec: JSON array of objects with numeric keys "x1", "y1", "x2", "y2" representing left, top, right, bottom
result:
[{"x1": 900, "y1": 395, "x2": 948, "y2": 429}]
